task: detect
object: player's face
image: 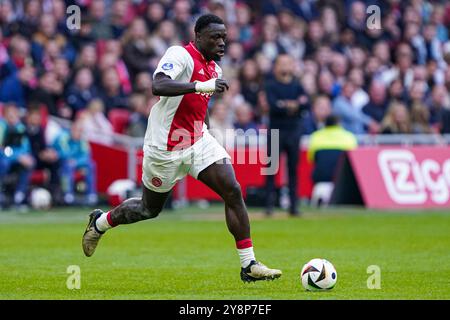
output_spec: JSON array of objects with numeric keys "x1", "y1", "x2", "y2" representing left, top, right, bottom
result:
[{"x1": 197, "y1": 23, "x2": 227, "y2": 61}]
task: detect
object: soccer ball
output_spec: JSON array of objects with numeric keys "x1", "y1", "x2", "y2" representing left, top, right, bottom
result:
[
  {"x1": 301, "y1": 258, "x2": 337, "y2": 291},
  {"x1": 30, "y1": 188, "x2": 52, "y2": 210}
]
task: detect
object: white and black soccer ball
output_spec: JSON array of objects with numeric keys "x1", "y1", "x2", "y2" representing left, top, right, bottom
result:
[
  {"x1": 30, "y1": 188, "x2": 52, "y2": 210},
  {"x1": 301, "y1": 258, "x2": 337, "y2": 291}
]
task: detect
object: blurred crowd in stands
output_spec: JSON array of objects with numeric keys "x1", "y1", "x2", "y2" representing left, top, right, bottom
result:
[{"x1": 1, "y1": 0, "x2": 450, "y2": 208}]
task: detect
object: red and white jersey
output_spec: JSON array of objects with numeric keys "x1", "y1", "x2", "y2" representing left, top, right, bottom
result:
[{"x1": 145, "y1": 42, "x2": 222, "y2": 151}]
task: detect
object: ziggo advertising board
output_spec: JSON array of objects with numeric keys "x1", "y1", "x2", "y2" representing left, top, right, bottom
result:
[{"x1": 348, "y1": 147, "x2": 450, "y2": 209}]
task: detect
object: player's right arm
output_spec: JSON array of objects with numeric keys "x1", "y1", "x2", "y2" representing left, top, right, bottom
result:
[{"x1": 152, "y1": 46, "x2": 228, "y2": 97}]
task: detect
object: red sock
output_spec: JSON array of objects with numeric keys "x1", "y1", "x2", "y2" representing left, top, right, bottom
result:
[
  {"x1": 106, "y1": 211, "x2": 118, "y2": 228},
  {"x1": 236, "y1": 238, "x2": 253, "y2": 249}
]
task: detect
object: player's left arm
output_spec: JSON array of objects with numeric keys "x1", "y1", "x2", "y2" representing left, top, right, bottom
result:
[
  {"x1": 152, "y1": 73, "x2": 197, "y2": 96},
  {"x1": 152, "y1": 73, "x2": 229, "y2": 96}
]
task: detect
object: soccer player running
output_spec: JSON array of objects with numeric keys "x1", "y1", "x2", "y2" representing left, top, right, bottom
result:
[{"x1": 82, "y1": 14, "x2": 282, "y2": 282}]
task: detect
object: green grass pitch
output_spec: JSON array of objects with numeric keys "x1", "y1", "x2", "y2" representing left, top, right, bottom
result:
[{"x1": 0, "y1": 205, "x2": 449, "y2": 300}]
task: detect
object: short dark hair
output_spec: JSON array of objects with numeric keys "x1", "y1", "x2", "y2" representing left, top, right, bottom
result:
[
  {"x1": 194, "y1": 14, "x2": 225, "y2": 33},
  {"x1": 325, "y1": 115, "x2": 340, "y2": 127}
]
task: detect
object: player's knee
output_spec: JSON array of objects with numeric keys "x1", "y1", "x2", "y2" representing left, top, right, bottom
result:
[
  {"x1": 142, "y1": 204, "x2": 162, "y2": 219},
  {"x1": 223, "y1": 181, "x2": 242, "y2": 203}
]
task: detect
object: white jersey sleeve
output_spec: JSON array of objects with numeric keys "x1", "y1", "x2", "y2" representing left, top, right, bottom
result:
[{"x1": 153, "y1": 46, "x2": 189, "y2": 80}]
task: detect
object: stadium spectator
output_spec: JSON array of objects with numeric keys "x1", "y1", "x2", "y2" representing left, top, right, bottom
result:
[
  {"x1": 349, "y1": 68, "x2": 369, "y2": 111},
  {"x1": 126, "y1": 94, "x2": 151, "y2": 138},
  {"x1": 32, "y1": 13, "x2": 74, "y2": 64},
  {"x1": 233, "y1": 101, "x2": 258, "y2": 132},
  {"x1": 7, "y1": 35, "x2": 31, "y2": 72},
  {"x1": 238, "y1": 59, "x2": 264, "y2": 116},
  {"x1": 25, "y1": 106, "x2": 63, "y2": 201},
  {"x1": 380, "y1": 102, "x2": 412, "y2": 134},
  {"x1": 54, "y1": 119, "x2": 98, "y2": 206},
  {"x1": 388, "y1": 79, "x2": 407, "y2": 103},
  {"x1": 109, "y1": 0, "x2": 133, "y2": 39},
  {"x1": 278, "y1": 11, "x2": 306, "y2": 60},
  {"x1": 144, "y1": 1, "x2": 166, "y2": 32},
  {"x1": 78, "y1": 99, "x2": 114, "y2": 145},
  {"x1": 121, "y1": 18, "x2": 154, "y2": 79},
  {"x1": 307, "y1": 114, "x2": 357, "y2": 184},
  {"x1": 430, "y1": 4, "x2": 448, "y2": 42},
  {"x1": 16, "y1": 0, "x2": 41, "y2": 39},
  {"x1": 302, "y1": 95, "x2": 332, "y2": 135},
  {"x1": 98, "y1": 41, "x2": 132, "y2": 95},
  {"x1": 99, "y1": 67, "x2": 129, "y2": 114},
  {"x1": 304, "y1": 18, "x2": 324, "y2": 57},
  {"x1": 256, "y1": 15, "x2": 285, "y2": 63},
  {"x1": 373, "y1": 41, "x2": 392, "y2": 70},
  {"x1": 29, "y1": 71, "x2": 64, "y2": 117},
  {"x1": 149, "y1": 20, "x2": 182, "y2": 58},
  {"x1": 74, "y1": 44, "x2": 98, "y2": 72},
  {"x1": 408, "y1": 81, "x2": 431, "y2": 133},
  {"x1": 171, "y1": 0, "x2": 193, "y2": 44},
  {"x1": 133, "y1": 71, "x2": 153, "y2": 99},
  {"x1": 334, "y1": 27, "x2": 355, "y2": 56},
  {"x1": 65, "y1": 67, "x2": 98, "y2": 118},
  {"x1": 300, "y1": 72, "x2": 317, "y2": 98},
  {"x1": 209, "y1": 101, "x2": 234, "y2": 148},
  {"x1": 89, "y1": 0, "x2": 114, "y2": 40},
  {"x1": 320, "y1": 6, "x2": 339, "y2": 45},
  {"x1": 287, "y1": 0, "x2": 319, "y2": 22},
  {"x1": 440, "y1": 108, "x2": 450, "y2": 134},
  {"x1": 330, "y1": 53, "x2": 349, "y2": 85},
  {"x1": 317, "y1": 70, "x2": 338, "y2": 99},
  {"x1": 39, "y1": 39, "x2": 63, "y2": 73},
  {"x1": 221, "y1": 78, "x2": 246, "y2": 114},
  {"x1": 348, "y1": 46, "x2": 367, "y2": 71},
  {"x1": 0, "y1": 64, "x2": 36, "y2": 109},
  {"x1": 381, "y1": 43, "x2": 415, "y2": 88},
  {"x1": 362, "y1": 80, "x2": 389, "y2": 123},
  {"x1": 264, "y1": 54, "x2": 308, "y2": 216},
  {"x1": 347, "y1": 1, "x2": 367, "y2": 34},
  {"x1": 235, "y1": 2, "x2": 256, "y2": 52},
  {"x1": 333, "y1": 80, "x2": 379, "y2": 134},
  {"x1": 0, "y1": 103, "x2": 34, "y2": 207},
  {"x1": 0, "y1": 28, "x2": 14, "y2": 82},
  {"x1": 427, "y1": 84, "x2": 449, "y2": 130},
  {"x1": 411, "y1": 104, "x2": 433, "y2": 134},
  {"x1": 422, "y1": 23, "x2": 444, "y2": 67}
]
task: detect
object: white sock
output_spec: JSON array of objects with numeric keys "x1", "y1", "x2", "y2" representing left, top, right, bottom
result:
[
  {"x1": 237, "y1": 247, "x2": 256, "y2": 268},
  {"x1": 95, "y1": 211, "x2": 113, "y2": 232}
]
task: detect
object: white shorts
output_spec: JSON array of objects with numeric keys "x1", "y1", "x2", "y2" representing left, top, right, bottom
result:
[{"x1": 142, "y1": 131, "x2": 231, "y2": 193}]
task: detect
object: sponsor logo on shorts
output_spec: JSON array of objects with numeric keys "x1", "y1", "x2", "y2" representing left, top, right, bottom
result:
[{"x1": 151, "y1": 177, "x2": 163, "y2": 187}]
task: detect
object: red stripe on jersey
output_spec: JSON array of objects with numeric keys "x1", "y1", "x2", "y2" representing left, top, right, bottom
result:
[
  {"x1": 236, "y1": 238, "x2": 253, "y2": 249},
  {"x1": 166, "y1": 42, "x2": 218, "y2": 151}
]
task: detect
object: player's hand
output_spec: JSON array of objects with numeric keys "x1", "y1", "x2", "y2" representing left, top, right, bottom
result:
[{"x1": 215, "y1": 79, "x2": 229, "y2": 93}]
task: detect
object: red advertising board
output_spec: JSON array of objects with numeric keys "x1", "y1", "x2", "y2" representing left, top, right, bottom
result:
[
  {"x1": 347, "y1": 147, "x2": 450, "y2": 209},
  {"x1": 92, "y1": 144, "x2": 314, "y2": 199}
]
